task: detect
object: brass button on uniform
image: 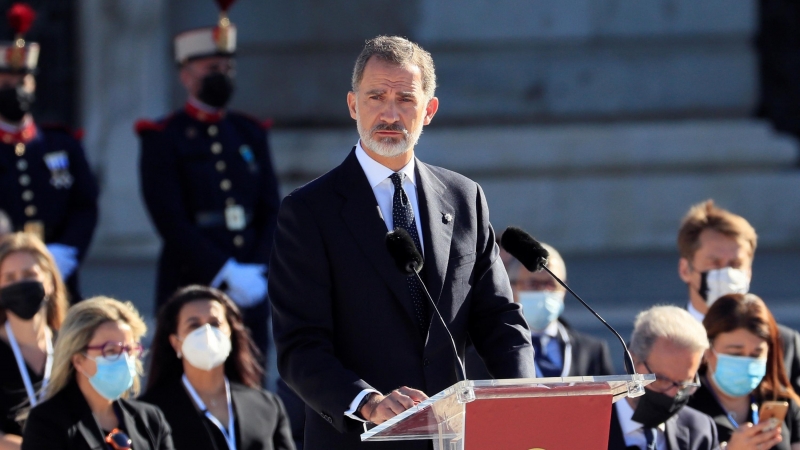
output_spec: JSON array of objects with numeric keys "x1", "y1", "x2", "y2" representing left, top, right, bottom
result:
[
  {"x1": 215, "y1": 161, "x2": 226, "y2": 172},
  {"x1": 211, "y1": 142, "x2": 223, "y2": 154},
  {"x1": 16, "y1": 159, "x2": 27, "y2": 171},
  {"x1": 233, "y1": 235, "x2": 244, "y2": 247},
  {"x1": 19, "y1": 174, "x2": 30, "y2": 186},
  {"x1": 15, "y1": 143, "x2": 25, "y2": 156},
  {"x1": 225, "y1": 197, "x2": 236, "y2": 206},
  {"x1": 208, "y1": 125, "x2": 218, "y2": 137},
  {"x1": 220, "y1": 179, "x2": 232, "y2": 191},
  {"x1": 21, "y1": 190, "x2": 33, "y2": 201},
  {"x1": 24, "y1": 205, "x2": 36, "y2": 217}
]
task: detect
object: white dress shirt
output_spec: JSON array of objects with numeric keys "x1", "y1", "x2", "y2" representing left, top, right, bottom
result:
[
  {"x1": 615, "y1": 398, "x2": 667, "y2": 450},
  {"x1": 344, "y1": 141, "x2": 426, "y2": 423},
  {"x1": 687, "y1": 301, "x2": 705, "y2": 323}
]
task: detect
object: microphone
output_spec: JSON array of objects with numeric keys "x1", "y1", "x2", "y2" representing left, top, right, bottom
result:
[
  {"x1": 385, "y1": 228, "x2": 467, "y2": 382},
  {"x1": 501, "y1": 226, "x2": 637, "y2": 376}
]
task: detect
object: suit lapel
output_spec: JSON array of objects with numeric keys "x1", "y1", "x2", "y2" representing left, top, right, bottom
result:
[
  {"x1": 608, "y1": 404, "x2": 627, "y2": 450},
  {"x1": 415, "y1": 160, "x2": 454, "y2": 308},
  {"x1": 230, "y1": 384, "x2": 249, "y2": 448},
  {"x1": 665, "y1": 414, "x2": 688, "y2": 450},
  {"x1": 64, "y1": 382, "x2": 105, "y2": 450},
  {"x1": 118, "y1": 401, "x2": 149, "y2": 450},
  {"x1": 336, "y1": 149, "x2": 418, "y2": 324}
]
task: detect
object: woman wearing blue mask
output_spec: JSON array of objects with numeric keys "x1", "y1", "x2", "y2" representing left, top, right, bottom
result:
[
  {"x1": 21, "y1": 297, "x2": 174, "y2": 450},
  {"x1": 688, "y1": 293, "x2": 800, "y2": 450},
  {"x1": 140, "y1": 285, "x2": 294, "y2": 450}
]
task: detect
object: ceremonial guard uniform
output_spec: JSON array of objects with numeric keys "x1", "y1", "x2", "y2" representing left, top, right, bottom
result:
[
  {"x1": 0, "y1": 4, "x2": 98, "y2": 301},
  {"x1": 136, "y1": 0, "x2": 280, "y2": 360}
]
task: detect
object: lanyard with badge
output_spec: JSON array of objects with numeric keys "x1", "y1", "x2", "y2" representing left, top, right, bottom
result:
[
  {"x1": 702, "y1": 375, "x2": 759, "y2": 428},
  {"x1": 182, "y1": 374, "x2": 236, "y2": 450},
  {"x1": 5, "y1": 322, "x2": 53, "y2": 407}
]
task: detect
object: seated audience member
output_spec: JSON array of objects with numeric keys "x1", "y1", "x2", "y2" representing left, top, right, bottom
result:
[
  {"x1": 140, "y1": 286, "x2": 294, "y2": 450},
  {"x1": 688, "y1": 293, "x2": 800, "y2": 450},
  {"x1": 21, "y1": 297, "x2": 174, "y2": 450},
  {"x1": 466, "y1": 242, "x2": 614, "y2": 379},
  {"x1": 677, "y1": 200, "x2": 800, "y2": 394},
  {"x1": 0, "y1": 233, "x2": 68, "y2": 449},
  {"x1": 608, "y1": 306, "x2": 718, "y2": 450},
  {"x1": 0, "y1": 211, "x2": 11, "y2": 237}
]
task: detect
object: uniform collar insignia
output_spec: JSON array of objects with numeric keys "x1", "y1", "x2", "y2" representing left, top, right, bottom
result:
[
  {"x1": 0, "y1": 117, "x2": 36, "y2": 144},
  {"x1": 185, "y1": 100, "x2": 225, "y2": 123}
]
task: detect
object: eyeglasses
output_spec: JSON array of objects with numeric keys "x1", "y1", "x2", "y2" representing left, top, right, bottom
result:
[
  {"x1": 84, "y1": 342, "x2": 144, "y2": 361},
  {"x1": 642, "y1": 361, "x2": 701, "y2": 399},
  {"x1": 105, "y1": 428, "x2": 131, "y2": 450},
  {"x1": 513, "y1": 279, "x2": 558, "y2": 291}
]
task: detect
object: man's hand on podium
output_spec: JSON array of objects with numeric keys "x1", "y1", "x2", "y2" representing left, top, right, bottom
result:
[{"x1": 359, "y1": 387, "x2": 428, "y2": 424}]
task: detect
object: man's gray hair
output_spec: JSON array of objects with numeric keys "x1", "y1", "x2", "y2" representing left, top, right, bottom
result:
[
  {"x1": 507, "y1": 242, "x2": 566, "y2": 283},
  {"x1": 629, "y1": 305, "x2": 709, "y2": 361},
  {"x1": 351, "y1": 35, "x2": 436, "y2": 100}
]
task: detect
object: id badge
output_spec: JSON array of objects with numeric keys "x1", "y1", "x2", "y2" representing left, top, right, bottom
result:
[
  {"x1": 23, "y1": 221, "x2": 44, "y2": 240},
  {"x1": 225, "y1": 205, "x2": 246, "y2": 231}
]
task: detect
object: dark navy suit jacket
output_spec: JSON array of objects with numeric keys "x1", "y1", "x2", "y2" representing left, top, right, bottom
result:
[
  {"x1": 608, "y1": 401, "x2": 720, "y2": 450},
  {"x1": 269, "y1": 149, "x2": 535, "y2": 450}
]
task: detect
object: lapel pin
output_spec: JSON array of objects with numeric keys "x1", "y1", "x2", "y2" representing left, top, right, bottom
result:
[{"x1": 442, "y1": 213, "x2": 453, "y2": 224}]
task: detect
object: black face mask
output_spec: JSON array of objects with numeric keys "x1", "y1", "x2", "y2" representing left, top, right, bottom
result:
[
  {"x1": 197, "y1": 72, "x2": 234, "y2": 108},
  {"x1": 0, "y1": 280, "x2": 46, "y2": 320},
  {"x1": 0, "y1": 84, "x2": 34, "y2": 122},
  {"x1": 630, "y1": 388, "x2": 690, "y2": 428}
]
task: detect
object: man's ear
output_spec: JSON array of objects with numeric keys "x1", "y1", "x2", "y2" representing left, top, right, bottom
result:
[
  {"x1": 423, "y1": 97, "x2": 439, "y2": 125},
  {"x1": 678, "y1": 258, "x2": 693, "y2": 284},
  {"x1": 347, "y1": 91, "x2": 358, "y2": 120}
]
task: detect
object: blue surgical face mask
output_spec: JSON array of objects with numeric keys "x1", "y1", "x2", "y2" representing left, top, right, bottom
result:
[
  {"x1": 87, "y1": 354, "x2": 136, "y2": 400},
  {"x1": 711, "y1": 350, "x2": 767, "y2": 398},
  {"x1": 518, "y1": 290, "x2": 565, "y2": 331}
]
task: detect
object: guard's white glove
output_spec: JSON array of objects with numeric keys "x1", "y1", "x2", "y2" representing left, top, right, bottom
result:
[
  {"x1": 212, "y1": 259, "x2": 267, "y2": 308},
  {"x1": 46, "y1": 244, "x2": 79, "y2": 279}
]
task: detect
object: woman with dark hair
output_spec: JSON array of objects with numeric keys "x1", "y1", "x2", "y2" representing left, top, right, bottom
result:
[
  {"x1": 140, "y1": 285, "x2": 294, "y2": 450},
  {"x1": 0, "y1": 233, "x2": 69, "y2": 449},
  {"x1": 688, "y1": 293, "x2": 800, "y2": 450}
]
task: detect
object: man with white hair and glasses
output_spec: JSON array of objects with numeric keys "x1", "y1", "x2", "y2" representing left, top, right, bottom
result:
[{"x1": 608, "y1": 305, "x2": 720, "y2": 450}]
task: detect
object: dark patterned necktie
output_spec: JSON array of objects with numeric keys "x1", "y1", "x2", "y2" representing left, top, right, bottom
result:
[
  {"x1": 644, "y1": 427, "x2": 657, "y2": 450},
  {"x1": 389, "y1": 172, "x2": 429, "y2": 334}
]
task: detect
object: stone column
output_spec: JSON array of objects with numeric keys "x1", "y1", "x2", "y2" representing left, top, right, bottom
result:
[{"x1": 78, "y1": 0, "x2": 170, "y2": 258}]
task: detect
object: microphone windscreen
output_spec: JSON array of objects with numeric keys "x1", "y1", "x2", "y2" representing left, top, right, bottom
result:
[
  {"x1": 385, "y1": 228, "x2": 423, "y2": 275},
  {"x1": 501, "y1": 226, "x2": 549, "y2": 272}
]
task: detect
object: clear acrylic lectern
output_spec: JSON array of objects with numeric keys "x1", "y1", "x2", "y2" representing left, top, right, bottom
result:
[{"x1": 361, "y1": 374, "x2": 655, "y2": 450}]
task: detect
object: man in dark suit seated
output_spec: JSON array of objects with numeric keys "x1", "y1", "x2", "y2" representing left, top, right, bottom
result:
[
  {"x1": 269, "y1": 36, "x2": 535, "y2": 450},
  {"x1": 608, "y1": 306, "x2": 719, "y2": 450},
  {"x1": 676, "y1": 199, "x2": 800, "y2": 394},
  {"x1": 466, "y1": 241, "x2": 615, "y2": 379}
]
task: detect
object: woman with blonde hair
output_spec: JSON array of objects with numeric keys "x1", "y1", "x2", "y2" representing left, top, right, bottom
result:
[
  {"x1": 21, "y1": 296, "x2": 174, "y2": 450},
  {"x1": 0, "y1": 233, "x2": 68, "y2": 450}
]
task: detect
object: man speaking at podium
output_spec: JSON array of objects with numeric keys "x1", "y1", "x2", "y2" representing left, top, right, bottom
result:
[{"x1": 269, "y1": 36, "x2": 535, "y2": 450}]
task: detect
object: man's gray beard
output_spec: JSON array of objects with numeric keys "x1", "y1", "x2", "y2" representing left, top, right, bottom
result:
[{"x1": 356, "y1": 118, "x2": 423, "y2": 158}]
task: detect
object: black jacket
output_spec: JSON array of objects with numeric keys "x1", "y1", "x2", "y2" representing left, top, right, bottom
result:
[
  {"x1": 466, "y1": 320, "x2": 616, "y2": 379},
  {"x1": 608, "y1": 401, "x2": 720, "y2": 450},
  {"x1": 269, "y1": 149, "x2": 535, "y2": 450},
  {"x1": 137, "y1": 107, "x2": 280, "y2": 306},
  {"x1": 778, "y1": 324, "x2": 800, "y2": 396},
  {"x1": 140, "y1": 378, "x2": 295, "y2": 450},
  {"x1": 687, "y1": 382, "x2": 800, "y2": 450},
  {"x1": 22, "y1": 380, "x2": 174, "y2": 450}
]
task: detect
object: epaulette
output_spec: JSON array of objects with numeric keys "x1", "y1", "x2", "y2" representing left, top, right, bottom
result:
[
  {"x1": 40, "y1": 123, "x2": 83, "y2": 141},
  {"x1": 134, "y1": 115, "x2": 174, "y2": 135}
]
